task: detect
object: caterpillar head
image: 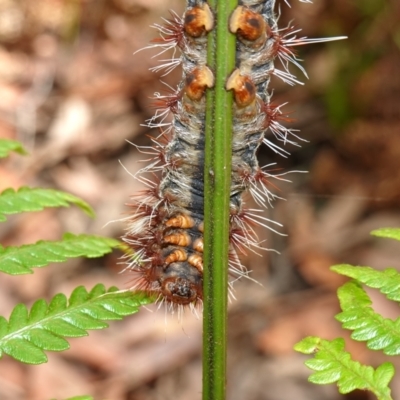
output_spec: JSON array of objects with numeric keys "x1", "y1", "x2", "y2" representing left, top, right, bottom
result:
[{"x1": 159, "y1": 262, "x2": 203, "y2": 305}]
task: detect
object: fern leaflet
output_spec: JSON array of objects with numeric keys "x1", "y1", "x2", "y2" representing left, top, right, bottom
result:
[
  {"x1": 371, "y1": 228, "x2": 400, "y2": 242},
  {"x1": 0, "y1": 233, "x2": 121, "y2": 275},
  {"x1": 295, "y1": 337, "x2": 394, "y2": 399},
  {"x1": 335, "y1": 281, "x2": 400, "y2": 355},
  {"x1": 0, "y1": 187, "x2": 94, "y2": 221},
  {"x1": 0, "y1": 139, "x2": 27, "y2": 158},
  {"x1": 332, "y1": 264, "x2": 400, "y2": 302},
  {"x1": 0, "y1": 285, "x2": 154, "y2": 364}
]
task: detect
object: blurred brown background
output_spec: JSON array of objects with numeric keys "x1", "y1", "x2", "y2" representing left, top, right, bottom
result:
[{"x1": 0, "y1": 0, "x2": 399, "y2": 399}]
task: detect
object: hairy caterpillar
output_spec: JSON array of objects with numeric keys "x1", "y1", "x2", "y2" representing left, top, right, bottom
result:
[{"x1": 123, "y1": 0, "x2": 345, "y2": 311}]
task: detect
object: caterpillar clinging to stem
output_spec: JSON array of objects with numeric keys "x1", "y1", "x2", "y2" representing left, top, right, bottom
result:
[{"x1": 122, "y1": 0, "x2": 346, "y2": 312}]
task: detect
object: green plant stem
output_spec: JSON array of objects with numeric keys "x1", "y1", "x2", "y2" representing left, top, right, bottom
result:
[{"x1": 203, "y1": 0, "x2": 237, "y2": 399}]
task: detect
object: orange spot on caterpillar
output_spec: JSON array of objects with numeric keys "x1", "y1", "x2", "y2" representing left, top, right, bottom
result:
[
  {"x1": 226, "y1": 69, "x2": 256, "y2": 107},
  {"x1": 193, "y1": 237, "x2": 204, "y2": 253},
  {"x1": 165, "y1": 214, "x2": 195, "y2": 229},
  {"x1": 184, "y1": 66, "x2": 214, "y2": 101},
  {"x1": 184, "y1": 4, "x2": 214, "y2": 38},
  {"x1": 188, "y1": 254, "x2": 203, "y2": 272},
  {"x1": 163, "y1": 232, "x2": 192, "y2": 247},
  {"x1": 230, "y1": 6, "x2": 271, "y2": 44},
  {"x1": 198, "y1": 222, "x2": 204, "y2": 233},
  {"x1": 164, "y1": 249, "x2": 188, "y2": 266}
]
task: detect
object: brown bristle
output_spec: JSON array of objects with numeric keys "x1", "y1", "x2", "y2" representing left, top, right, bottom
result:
[
  {"x1": 271, "y1": 26, "x2": 300, "y2": 59},
  {"x1": 127, "y1": 272, "x2": 153, "y2": 293},
  {"x1": 260, "y1": 102, "x2": 294, "y2": 128},
  {"x1": 168, "y1": 154, "x2": 186, "y2": 171},
  {"x1": 229, "y1": 228, "x2": 249, "y2": 256},
  {"x1": 150, "y1": 91, "x2": 182, "y2": 115},
  {"x1": 232, "y1": 161, "x2": 252, "y2": 179},
  {"x1": 151, "y1": 12, "x2": 185, "y2": 48},
  {"x1": 151, "y1": 253, "x2": 164, "y2": 268},
  {"x1": 253, "y1": 168, "x2": 283, "y2": 193},
  {"x1": 128, "y1": 185, "x2": 161, "y2": 206},
  {"x1": 148, "y1": 133, "x2": 169, "y2": 167}
]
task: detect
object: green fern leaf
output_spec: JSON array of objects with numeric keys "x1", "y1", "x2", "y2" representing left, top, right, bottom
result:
[
  {"x1": 294, "y1": 336, "x2": 394, "y2": 399},
  {"x1": 0, "y1": 317, "x2": 7, "y2": 337},
  {"x1": 371, "y1": 228, "x2": 400, "y2": 242},
  {"x1": 64, "y1": 396, "x2": 93, "y2": 400},
  {"x1": 0, "y1": 233, "x2": 121, "y2": 275},
  {"x1": 335, "y1": 281, "x2": 400, "y2": 355},
  {"x1": 332, "y1": 265, "x2": 400, "y2": 302},
  {"x1": 0, "y1": 139, "x2": 27, "y2": 158},
  {"x1": 0, "y1": 285, "x2": 154, "y2": 364},
  {"x1": 4, "y1": 337, "x2": 48, "y2": 364},
  {"x1": 0, "y1": 187, "x2": 94, "y2": 221}
]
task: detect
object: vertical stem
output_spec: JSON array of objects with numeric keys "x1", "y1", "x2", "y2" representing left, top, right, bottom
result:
[{"x1": 203, "y1": 0, "x2": 237, "y2": 399}]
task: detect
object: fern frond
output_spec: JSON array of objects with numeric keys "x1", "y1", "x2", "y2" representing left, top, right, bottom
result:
[
  {"x1": 295, "y1": 336, "x2": 394, "y2": 399},
  {"x1": 0, "y1": 139, "x2": 27, "y2": 158},
  {"x1": 0, "y1": 285, "x2": 154, "y2": 364},
  {"x1": 0, "y1": 233, "x2": 121, "y2": 275},
  {"x1": 332, "y1": 265, "x2": 400, "y2": 302},
  {"x1": 335, "y1": 281, "x2": 400, "y2": 355},
  {"x1": 371, "y1": 228, "x2": 400, "y2": 242},
  {"x1": 0, "y1": 187, "x2": 94, "y2": 221}
]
